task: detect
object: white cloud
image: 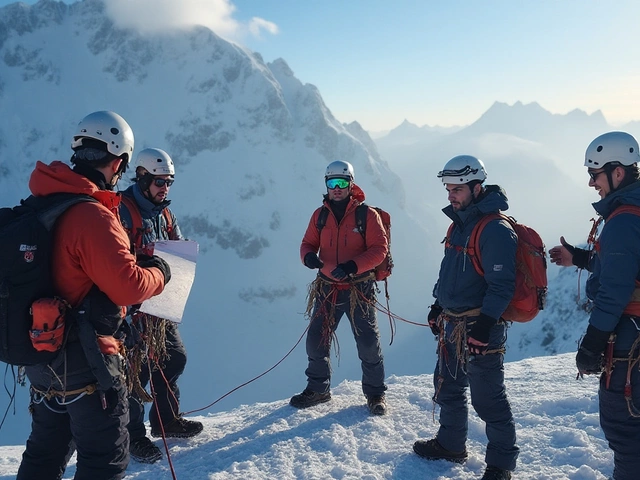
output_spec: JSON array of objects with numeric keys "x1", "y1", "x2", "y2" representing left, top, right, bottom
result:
[
  {"x1": 104, "y1": 0, "x2": 277, "y2": 41},
  {"x1": 248, "y1": 17, "x2": 279, "y2": 38}
]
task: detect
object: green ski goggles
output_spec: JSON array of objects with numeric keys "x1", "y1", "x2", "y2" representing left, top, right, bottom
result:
[{"x1": 326, "y1": 178, "x2": 350, "y2": 189}]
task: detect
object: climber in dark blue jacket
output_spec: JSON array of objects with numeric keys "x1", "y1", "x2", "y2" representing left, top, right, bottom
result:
[
  {"x1": 550, "y1": 131, "x2": 640, "y2": 480},
  {"x1": 413, "y1": 155, "x2": 519, "y2": 480}
]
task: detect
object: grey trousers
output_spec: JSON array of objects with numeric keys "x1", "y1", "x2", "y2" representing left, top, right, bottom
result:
[{"x1": 305, "y1": 278, "x2": 386, "y2": 397}]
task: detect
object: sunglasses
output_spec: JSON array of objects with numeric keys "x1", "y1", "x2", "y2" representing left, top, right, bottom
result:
[
  {"x1": 326, "y1": 178, "x2": 350, "y2": 189},
  {"x1": 153, "y1": 178, "x2": 174, "y2": 187},
  {"x1": 588, "y1": 169, "x2": 606, "y2": 181}
]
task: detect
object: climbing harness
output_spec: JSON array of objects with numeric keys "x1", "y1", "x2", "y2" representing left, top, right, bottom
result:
[
  {"x1": 305, "y1": 272, "x2": 376, "y2": 355},
  {"x1": 432, "y1": 308, "x2": 507, "y2": 414}
]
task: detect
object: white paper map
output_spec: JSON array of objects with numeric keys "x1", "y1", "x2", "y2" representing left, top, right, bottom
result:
[{"x1": 138, "y1": 240, "x2": 198, "y2": 323}]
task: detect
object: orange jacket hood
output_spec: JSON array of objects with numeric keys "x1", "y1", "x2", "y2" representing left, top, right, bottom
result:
[
  {"x1": 29, "y1": 160, "x2": 121, "y2": 210},
  {"x1": 27, "y1": 160, "x2": 164, "y2": 309}
]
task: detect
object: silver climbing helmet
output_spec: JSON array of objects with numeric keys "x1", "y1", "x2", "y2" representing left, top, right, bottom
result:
[{"x1": 437, "y1": 155, "x2": 487, "y2": 184}]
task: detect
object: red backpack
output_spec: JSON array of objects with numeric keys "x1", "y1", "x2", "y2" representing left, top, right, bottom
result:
[{"x1": 446, "y1": 213, "x2": 548, "y2": 322}]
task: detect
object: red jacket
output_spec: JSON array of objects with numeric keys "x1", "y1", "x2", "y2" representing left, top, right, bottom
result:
[
  {"x1": 300, "y1": 184, "x2": 388, "y2": 281},
  {"x1": 29, "y1": 161, "x2": 165, "y2": 308}
]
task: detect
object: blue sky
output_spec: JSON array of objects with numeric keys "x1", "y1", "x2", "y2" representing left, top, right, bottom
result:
[{"x1": 4, "y1": 0, "x2": 640, "y2": 131}]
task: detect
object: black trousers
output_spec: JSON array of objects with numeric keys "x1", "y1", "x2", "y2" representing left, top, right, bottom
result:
[
  {"x1": 599, "y1": 361, "x2": 640, "y2": 480},
  {"x1": 17, "y1": 379, "x2": 129, "y2": 480}
]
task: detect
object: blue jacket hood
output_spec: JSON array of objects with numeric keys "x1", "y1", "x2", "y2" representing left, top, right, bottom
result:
[
  {"x1": 123, "y1": 183, "x2": 172, "y2": 219},
  {"x1": 592, "y1": 180, "x2": 640, "y2": 218},
  {"x1": 443, "y1": 184, "x2": 509, "y2": 227}
]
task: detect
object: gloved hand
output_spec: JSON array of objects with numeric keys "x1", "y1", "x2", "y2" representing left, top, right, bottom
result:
[
  {"x1": 136, "y1": 253, "x2": 153, "y2": 263},
  {"x1": 427, "y1": 304, "x2": 443, "y2": 336},
  {"x1": 467, "y1": 313, "x2": 497, "y2": 354},
  {"x1": 560, "y1": 237, "x2": 591, "y2": 269},
  {"x1": 549, "y1": 236, "x2": 590, "y2": 269},
  {"x1": 331, "y1": 260, "x2": 358, "y2": 281},
  {"x1": 138, "y1": 254, "x2": 171, "y2": 285},
  {"x1": 576, "y1": 324, "x2": 611, "y2": 375},
  {"x1": 83, "y1": 286, "x2": 124, "y2": 335},
  {"x1": 304, "y1": 252, "x2": 324, "y2": 270}
]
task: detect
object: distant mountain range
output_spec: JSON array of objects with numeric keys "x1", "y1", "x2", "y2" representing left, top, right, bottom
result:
[{"x1": 378, "y1": 100, "x2": 639, "y2": 148}]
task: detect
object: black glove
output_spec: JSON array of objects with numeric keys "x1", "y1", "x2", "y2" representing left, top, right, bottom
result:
[
  {"x1": 117, "y1": 319, "x2": 143, "y2": 350},
  {"x1": 427, "y1": 304, "x2": 443, "y2": 336},
  {"x1": 468, "y1": 313, "x2": 497, "y2": 345},
  {"x1": 331, "y1": 260, "x2": 358, "y2": 280},
  {"x1": 138, "y1": 254, "x2": 171, "y2": 285},
  {"x1": 83, "y1": 286, "x2": 123, "y2": 336},
  {"x1": 304, "y1": 252, "x2": 324, "y2": 270},
  {"x1": 576, "y1": 324, "x2": 611, "y2": 374},
  {"x1": 560, "y1": 238, "x2": 590, "y2": 270}
]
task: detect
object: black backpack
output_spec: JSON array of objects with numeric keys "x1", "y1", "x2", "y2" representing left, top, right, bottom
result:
[{"x1": 0, "y1": 193, "x2": 94, "y2": 366}]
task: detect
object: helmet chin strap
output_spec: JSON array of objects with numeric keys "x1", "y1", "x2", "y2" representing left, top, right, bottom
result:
[
  {"x1": 469, "y1": 182, "x2": 483, "y2": 203},
  {"x1": 606, "y1": 170, "x2": 616, "y2": 194},
  {"x1": 109, "y1": 157, "x2": 129, "y2": 189}
]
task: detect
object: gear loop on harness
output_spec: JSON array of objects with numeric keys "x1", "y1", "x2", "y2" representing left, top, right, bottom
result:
[{"x1": 30, "y1": 383, "x2": 98, "y2": 409}]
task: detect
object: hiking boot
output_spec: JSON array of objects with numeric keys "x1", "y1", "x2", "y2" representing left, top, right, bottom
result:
[
  {"x1": 130, "y1": 436, "x2": 162, "y2": 464},
  {"x1": 413, "y1": 438, "x2": 468, "y2": 464},
  {"x1": 151, "y1": 417, "x2": 203, "y2": 439},
  {"x1": 366, "y1": 394, "x2": 387, "y2": 415},
  {"x1": 289, "y1": 388, "x2": 331, "y2": 409},
  {"x1": 480, "y1": 465, "x2": 512, "y2": 480}
]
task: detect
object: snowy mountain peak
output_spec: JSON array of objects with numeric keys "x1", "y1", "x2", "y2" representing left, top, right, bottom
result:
[{"x1": 0, "y1": 0, "x2": 67, "y2": 39}]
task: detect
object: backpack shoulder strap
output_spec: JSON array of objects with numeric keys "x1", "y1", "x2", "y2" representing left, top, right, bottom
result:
[
  {"x1": 120, "y1": 194, "x2": 144, "y2": 250},
  {"x1": 21, "y1": 193, "x2": 97, "y2": 230},
  {"x1": 316, "y1": 206, "x2": 330, "y2": 232},
  {"x1": 445, "y1": 222, "x2": 455, "y2": 247},
  {"x1": 355, "y1": 203, "x2": 368, "y2": 239},
  {"x1": 162, "y1": 207, "x2": 175, "y2": 239},
  {"x1": 468, "y1": 212, "x2": 507, "y2": 275},
  {"x1": 607, "y1": 205, "x2": 640, "y2": 222}
]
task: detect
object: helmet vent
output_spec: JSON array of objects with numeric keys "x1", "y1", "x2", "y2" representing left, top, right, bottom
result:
[
  {"x1": 597, "y1": 145, "x2": 603, "y2": 152},
  {"x1": 631, "y1": 148, "x2": 635, "y2": 153},
  {"x1": 110, "y1": 127, "x2": 120, "y2": 135}
]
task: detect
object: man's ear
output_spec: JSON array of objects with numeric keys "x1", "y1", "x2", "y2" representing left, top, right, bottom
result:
[
  {"x1": 111, "y1": 158, "x2": 123, "y2": 173},
  {"x1": 473, "y1": 183, "x2": 482, "y2": 196}
]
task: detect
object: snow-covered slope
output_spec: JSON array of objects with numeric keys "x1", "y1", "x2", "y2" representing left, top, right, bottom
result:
[{"x1": 0, "y1": 352, "x2": 613, "y2": 479}]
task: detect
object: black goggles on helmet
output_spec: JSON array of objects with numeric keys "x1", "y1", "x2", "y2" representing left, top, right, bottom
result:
[{"x1": 437, "y1": 166, "x2": 479, "y2": 178}]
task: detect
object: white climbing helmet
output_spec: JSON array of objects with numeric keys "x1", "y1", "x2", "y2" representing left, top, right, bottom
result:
[
  {"x1": 584, "y1": 131, "x2": 640, "y2": 167},
  {"x1": 437, "y1": 155, "x2": 487, "y2": 184},
  {"x1": 325, "y1": 160, "x2": 355, "y2": 180},
  {"x1": 135, "y1": 148, "x2": 175, "y2": 176},
  {"x1": 71, "y1": 111, "x2": 134, "y2": 162}
]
